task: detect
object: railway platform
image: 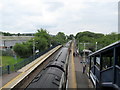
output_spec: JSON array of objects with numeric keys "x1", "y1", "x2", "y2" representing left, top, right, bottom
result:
[
  {"x1": 0, "y1": 45, "x2": 62, "y2": 89},
  {"x1": 68, "y1": 41, "x2": 93, "y2": 88},
  {"x1": 1, "y1": 41, "x2": 94, "y2": 89}
]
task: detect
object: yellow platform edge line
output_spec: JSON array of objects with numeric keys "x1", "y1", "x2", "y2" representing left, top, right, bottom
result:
[
  {"x1": 1, "y1": 72, "x2": 25, "y2": 89},
  {"x1": 71, "y1": 42, "x2": 77, "y2": 88},
  {"x1": 25, "y1": 45, "x2": 61, "y2": 72},
  {"x1": 1, "y1": 45, "x2": 61, "y2": 89}
]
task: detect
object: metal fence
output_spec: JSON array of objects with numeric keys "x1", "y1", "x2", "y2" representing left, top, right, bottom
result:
[
  {"x1": 1, "y1": 44, "x2": 60, "y2": 75},
  {"x1": 0, "y1": 65, "x2": 11, "y2": 75}
]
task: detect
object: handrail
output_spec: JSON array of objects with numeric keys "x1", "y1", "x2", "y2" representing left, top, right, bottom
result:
[
  {"x1": 91, "y1": 66, "x2": 94, "y2": 69},
  {"x1": 101, "y1": 66, "x2": 113, "y2": 73},
  {"x1": 116, "y1": 65, "x2": 120, "y2": 70},
  {"x1": 94, "y1": 65, "x2": 100, "y2": 71}
]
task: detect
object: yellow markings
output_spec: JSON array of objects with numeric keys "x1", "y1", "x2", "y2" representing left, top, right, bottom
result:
[
  {"x1": 1, "y1": 52, "x2": 50, "y2": 89},
  {"x1": 1, "y1": 72, "x2": 25, "y2": 89},
  {"x1": 24, "y1": 53, "x2": 49, "y2": 72},
  {"x1": 1, "y1": 45, "x2": 61, "y2": 89},
  {"x1": 71, "y1": 42, "x2": 77, "y2": 88}
]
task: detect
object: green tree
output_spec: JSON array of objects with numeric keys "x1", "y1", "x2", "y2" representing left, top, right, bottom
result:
[
  {"x1": 55, "y1": 32, "x2": 67, "y2": 44},
  {"x1": 75, "y1": 31, "x2": 119, "y2": 52},
  {"x1": 68, "y1": 34, "x2": 74, "y2": 40},
  {"x1": 34, "y1": 37, "x2": 48, "y2": 52},
  {"x1": 13, "y1": 28, "x2": 51, "y2": 58},
  {"x1": 35, "y1": 29, "x2": 51, "y2": 47},
  {"x1": 2, "y1": 32, "x2": 12, "y2": 36},
  {"x1": 13, "y1": 29, "x2": 67, "y2": 58},
  {"x1": 13, "y1": 42, "x2": 32, "y2": 58}
]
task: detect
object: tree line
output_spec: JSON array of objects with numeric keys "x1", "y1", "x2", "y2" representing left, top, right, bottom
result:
[
  {"x1": 1, "y1": 32, "x2": 34, "y2": 36},
  {"x1": 75, "y1": 31, "x2": 120, "y2": 52},
  {"x1": 13, "y1": 28, "x2": 73, "y2": 58},
  {"x1": 3, "y1": 29, "x2": 119, "y2": 58}
]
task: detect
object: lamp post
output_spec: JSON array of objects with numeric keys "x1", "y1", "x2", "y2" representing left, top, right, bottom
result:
[
  {"x1": 83, "y1": 43, "x2": 86, "y2": 62},
  {"x1": 33, "y1": 38, "x2": 35, "y2": 55},
  {"x1": 96, "y1": 42, "x2": 98, "y2": 51}
]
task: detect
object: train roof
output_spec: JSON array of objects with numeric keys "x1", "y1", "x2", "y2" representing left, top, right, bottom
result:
[
  {"x1": 26, "y1": 67, "x2": 63, "y2": 88},
  {"x1": 89, "y1": 40, "x2": 120, "y2": 56}
]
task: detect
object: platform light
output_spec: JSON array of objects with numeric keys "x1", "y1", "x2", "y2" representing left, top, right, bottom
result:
[{"x1": 96, "y1": 42, "x2": 98, "y2": 51}]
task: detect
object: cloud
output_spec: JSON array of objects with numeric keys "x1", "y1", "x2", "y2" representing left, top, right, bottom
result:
[
  {"x1": 0, "y1": 0, "x2": 119, "y2": 35},
  {"x1": 44, "y1": 2, "x2": 64, "y2": 12}
]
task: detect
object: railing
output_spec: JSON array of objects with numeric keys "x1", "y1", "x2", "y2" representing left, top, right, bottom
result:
[
  {"x1": 14, "y1": 44, "x2": 60, "y2": 71},
  {"x1": 91, "y1": 66, "x2": 94, "y2": 74},
  {"x1": 1, "y1": 44, "x2": 61, "y2": 75},
  {"x1": 101, "y1": 66, "x2": 113, "y2": 83},
  {"x1": 115, "y1": 65, "x2": 120, "y2": 87},
  {"x1": 0, "y1": 65, "x2": 11, "y2": 75},
  {"x1": 91, "y1": 65, "x2": 120, "y2": 88},
  {"x1": 91, "y1": 65, "x2": 100, "y2": 81},
  {"x1": 94, "y1": 65, "x2": 100, "y2": 81}
]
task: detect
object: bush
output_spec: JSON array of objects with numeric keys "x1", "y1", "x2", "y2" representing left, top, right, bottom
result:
[
  {"x1": 13, "y1": 43, "x2": 32, "y2": 58},
  {"x1": 1, "y1": 49, "x2": 14, "y2": 56},
  {"x1": 13, "y1": 29, "x2": 67, "y2": 58}
]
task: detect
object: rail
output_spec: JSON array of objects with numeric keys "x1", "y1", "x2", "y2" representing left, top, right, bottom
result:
[
  {"x1": 1, "y1": 45, "x2": 62, "y2": 89},
  {"x1": 1, "y1": 44, "x2": 61, "y2": 75}
]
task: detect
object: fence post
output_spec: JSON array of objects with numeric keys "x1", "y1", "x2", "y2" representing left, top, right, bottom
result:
[
  {"x1": 0, "y1": 67, "x2": 2, "y2": 76},
  {"x1": 14, "y1": 64, "x2": 17, "y2": 72},
  {"x1": 7, "y1": 65, "x2": 10, "y2": 74}
]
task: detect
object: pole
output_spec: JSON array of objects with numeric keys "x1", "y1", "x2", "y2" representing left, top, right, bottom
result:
[
  {"x1": 33, "y1": 39, "x2": 35, "y2": 55},
  {"x1": 78, "y1": 40, "x2": 79, "y2": 53},
  {"x1": 84, "y1": 43, "x2": 86, "y2": 62},
  {"x1": 96, "y1": 42, "x2": 98, "y2": 51},
  {"x1": 33, "y1": 38, "x2": 35, "y2": 60}
]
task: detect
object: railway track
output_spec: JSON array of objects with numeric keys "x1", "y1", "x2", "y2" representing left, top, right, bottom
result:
[
  {"x1": 26, "y1": 41, "x2": 72, "y2": 89},
  {"x1": 17, "y1": 47, "x2": 62, "y2": 88},
  {"x1": 1, "y1": 45, "x2": 62, "y2": 89}
]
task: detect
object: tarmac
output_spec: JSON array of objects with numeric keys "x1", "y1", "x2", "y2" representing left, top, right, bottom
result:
[
  {"x1": 0, "y1": 72, "x2": 21, "y2": 87},
  {"x1": 68, "y1": 41, "x2": 93, "y2": 88}
]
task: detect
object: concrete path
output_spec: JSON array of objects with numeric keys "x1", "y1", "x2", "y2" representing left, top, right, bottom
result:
[
  {"x1": 68, "y1": 41, "x2": 93, "y2": 88},
  {"x1": 68, "y1": 42, "x2": 77, "y2": 88},
  {"x1": 74, "y1": 55, "x2": 93, "y2": 88},
  {"x1": 74, "y1": 42, "x2": 93, "y2": 88},
  {"x1": 1, "y1": 72, "x2": 21, "y2": 87},
  {"x1": 0, "y1": 45, "x2": 62, "y2": 89}
]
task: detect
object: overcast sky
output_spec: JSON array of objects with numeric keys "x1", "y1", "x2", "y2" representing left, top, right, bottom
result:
[{"x1": 0, "y1": 0, "x2": 119, "y2": 35}]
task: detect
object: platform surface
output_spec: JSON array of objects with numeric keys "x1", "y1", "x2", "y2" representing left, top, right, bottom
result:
[
  {"x1": 1, "y1": 45, "x2": 62, "y2": 89},
  {"x1": 68, "y1": 41, "x2": 93, "y2": 88}
]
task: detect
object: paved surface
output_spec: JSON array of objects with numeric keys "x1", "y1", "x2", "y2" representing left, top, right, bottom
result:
[
  {"x1": 74, "y1": 55, "x2": 93, "y2": 88},
  {"x1": 1, "y1": 72, "x2": 21, "y2": 86},
  {"x1": 74, "y1": 43, "x2": 93, "y2": 88},
  {"x1": 0, "y1": 45, "x2": 62, "y2": 89},
  {"x1": 1, "y1": 41, "x2": 93, "y2": 89},
  {"x1": 68, "y1": 41, "x2": 93, "y2": 88},
  {"x1": 68, "y1": 42, "x2": 77, "y2": 88}
]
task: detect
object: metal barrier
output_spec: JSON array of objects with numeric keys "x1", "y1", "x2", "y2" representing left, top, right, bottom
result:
[
  {"x1": 1, "y1": 44, "x2": 60, "y2": 75},
  {"x1": 115, "y1": 65, "x2": 120, "y2": 87},
  {"x1": 0, "y1": 65, "x2": 11, "y2": 75},
  {"x1": 91, "y1": 65, "x2": 100, "y2": 81},
  {"x1": 94, "y1": 65, "x2": 100, "y2": 81},
  {"x1": 101, "y1": 66, "x2": 113, "y2": 83}
]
